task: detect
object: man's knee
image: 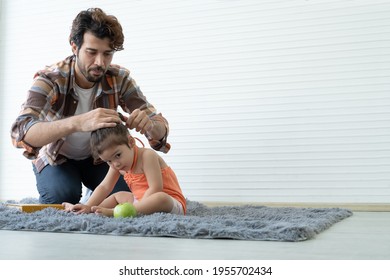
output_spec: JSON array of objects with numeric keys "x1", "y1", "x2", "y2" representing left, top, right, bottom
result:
[{"x1": 35, "y1": 164, "x2": 82, "y2": 204}]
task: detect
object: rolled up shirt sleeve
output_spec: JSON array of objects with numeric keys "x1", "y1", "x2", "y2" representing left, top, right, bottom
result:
[
  {"x1": 120, "y1": 73, "x2": 171, "y2": 153},
  {"x1": 10, "y1": 111, "x2": 42, "y2": 159},
  {"x1": 147, "y1": 113, "x2": 171, "y2": 153},
  {"x1": 10, "y1": 71, "x2": 60, "y2": 160}
]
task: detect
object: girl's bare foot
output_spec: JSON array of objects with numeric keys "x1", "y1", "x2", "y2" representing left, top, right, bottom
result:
[
  {"x1": 92, "y1": 206, "x2": 114, "y2": 217},
  {"x1": 62, "y1": 202, "x2": 75, "y2": 212}
]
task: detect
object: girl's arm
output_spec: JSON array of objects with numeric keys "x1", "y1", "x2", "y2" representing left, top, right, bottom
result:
[
  {"x1": 64, "y1": 167, "x2": 120, "y2": 214},
  {"x1": 141, "y1": 150, "x2": 164, "y2": 198},
  {"x1": 86, "y1": 167, "x2": 121, "y2": 206}
]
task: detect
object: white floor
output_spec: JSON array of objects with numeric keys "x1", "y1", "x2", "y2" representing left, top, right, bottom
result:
[{"x1": 0, "y1": 212, "x2": 389, "y2": 260}]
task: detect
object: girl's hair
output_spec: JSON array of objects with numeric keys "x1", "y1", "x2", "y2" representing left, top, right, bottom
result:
[
  {"x1": 69, "y1": 7, "x2": 124, "y2": 51},
  {"x1": 90, "y1": 123, "x2": 131, "y2": 159}
]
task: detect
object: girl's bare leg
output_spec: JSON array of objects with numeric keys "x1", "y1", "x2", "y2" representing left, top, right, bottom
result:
[
  {"x1": 62, "y1": 202, "x2": 74, "y2": 211},
  {"x1": 93, "y1": 207, "x2": 115, "y2": 217},
  {"x1": 92, "y1": 191, "x2": 134, "y2": 217},
  {"x1": 134, "y1": 192, "x2": 174, "y2": 215},
  {"x1": 98, "y1": 191, "x2": 134, "y2": 208}
]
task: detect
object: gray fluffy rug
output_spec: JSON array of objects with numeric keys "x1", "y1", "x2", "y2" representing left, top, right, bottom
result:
[{"x1": 0, "y1": 198, "x2": 352, "y2": 242}]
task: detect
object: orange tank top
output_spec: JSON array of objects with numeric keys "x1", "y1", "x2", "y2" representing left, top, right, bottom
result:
[{"x1": 123, "y1": 145, "x2": 186, "y2": 214}]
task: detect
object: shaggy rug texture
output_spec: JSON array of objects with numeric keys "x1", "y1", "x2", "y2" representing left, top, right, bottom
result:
[{"x1": 0, "y1": 198, "x2": 353, "y2": 242}]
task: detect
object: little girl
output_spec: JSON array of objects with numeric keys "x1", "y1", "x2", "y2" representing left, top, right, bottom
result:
[{"x1": 63, "y1": 123, "x2": 186, "y2": 216}]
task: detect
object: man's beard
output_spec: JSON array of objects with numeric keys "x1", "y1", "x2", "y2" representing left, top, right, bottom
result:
[
  {"x1": 76, "y1": 56, "x2": 105, "y2": 83},
  {"x1": 85, "y1": 67, "x2": 105, "y2": 83}
]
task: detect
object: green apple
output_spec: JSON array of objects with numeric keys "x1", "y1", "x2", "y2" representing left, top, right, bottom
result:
[{"x1": 113, "y1": 202, "x2": 137, "y2": 218}]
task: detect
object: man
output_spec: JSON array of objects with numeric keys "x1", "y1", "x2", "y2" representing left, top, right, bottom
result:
[{"x1": 10, "y1": 8, "x2": 170, "y2": 204}]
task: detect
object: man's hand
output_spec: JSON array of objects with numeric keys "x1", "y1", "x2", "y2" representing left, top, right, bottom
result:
[
  {"x1": 122, "y1": 109, "x2": 154, "y2": 135},
  {"x1": 76, "y1": 108, "x2": 121, "y2": 132}
]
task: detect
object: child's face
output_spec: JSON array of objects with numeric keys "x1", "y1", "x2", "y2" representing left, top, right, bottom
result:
[{"x1": 99, "y1": 144, "x2": 133, "y2": 173}]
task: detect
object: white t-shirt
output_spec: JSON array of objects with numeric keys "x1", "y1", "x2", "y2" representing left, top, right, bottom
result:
[{"x1": 59, "y1": 83, "x2": 95, "y2": 160}]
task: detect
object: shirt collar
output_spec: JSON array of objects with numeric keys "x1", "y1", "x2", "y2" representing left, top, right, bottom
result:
[{"x1": 68, "y1": 55, "x2": 114, "y2": 98}]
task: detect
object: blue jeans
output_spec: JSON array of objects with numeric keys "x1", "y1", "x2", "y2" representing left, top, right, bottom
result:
[{"x1": 33, "y1": 157, "x2": 129, "y2": 204}]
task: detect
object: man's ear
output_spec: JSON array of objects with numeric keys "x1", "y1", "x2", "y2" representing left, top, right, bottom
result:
[{"x1": 70, "y1": 41, "x2": 78, "y2": 55}]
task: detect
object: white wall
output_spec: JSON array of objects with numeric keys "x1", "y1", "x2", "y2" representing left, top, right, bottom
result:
[{"x1": 1, "y1": 0, "x2": 390, "y2": 203}]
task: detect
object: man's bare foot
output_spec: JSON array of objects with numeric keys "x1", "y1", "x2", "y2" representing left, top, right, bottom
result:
[{"x1": 92, "y1": 206, "x2": 114, "y2": 217}]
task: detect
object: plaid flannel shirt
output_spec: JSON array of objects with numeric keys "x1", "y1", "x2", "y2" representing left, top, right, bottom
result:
[{"x1": 11, "y1": 55, "x2": 170, "y2": 173}]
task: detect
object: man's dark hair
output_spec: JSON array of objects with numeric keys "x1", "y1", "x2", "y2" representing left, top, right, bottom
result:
[{"x1": 69, "y1": 7, "x2": 124, "y2": 51}]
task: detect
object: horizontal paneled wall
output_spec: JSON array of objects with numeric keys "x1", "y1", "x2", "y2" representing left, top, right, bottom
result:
[{"x1": 1, "y1": 0, "x2": 389, "y2": 203}]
